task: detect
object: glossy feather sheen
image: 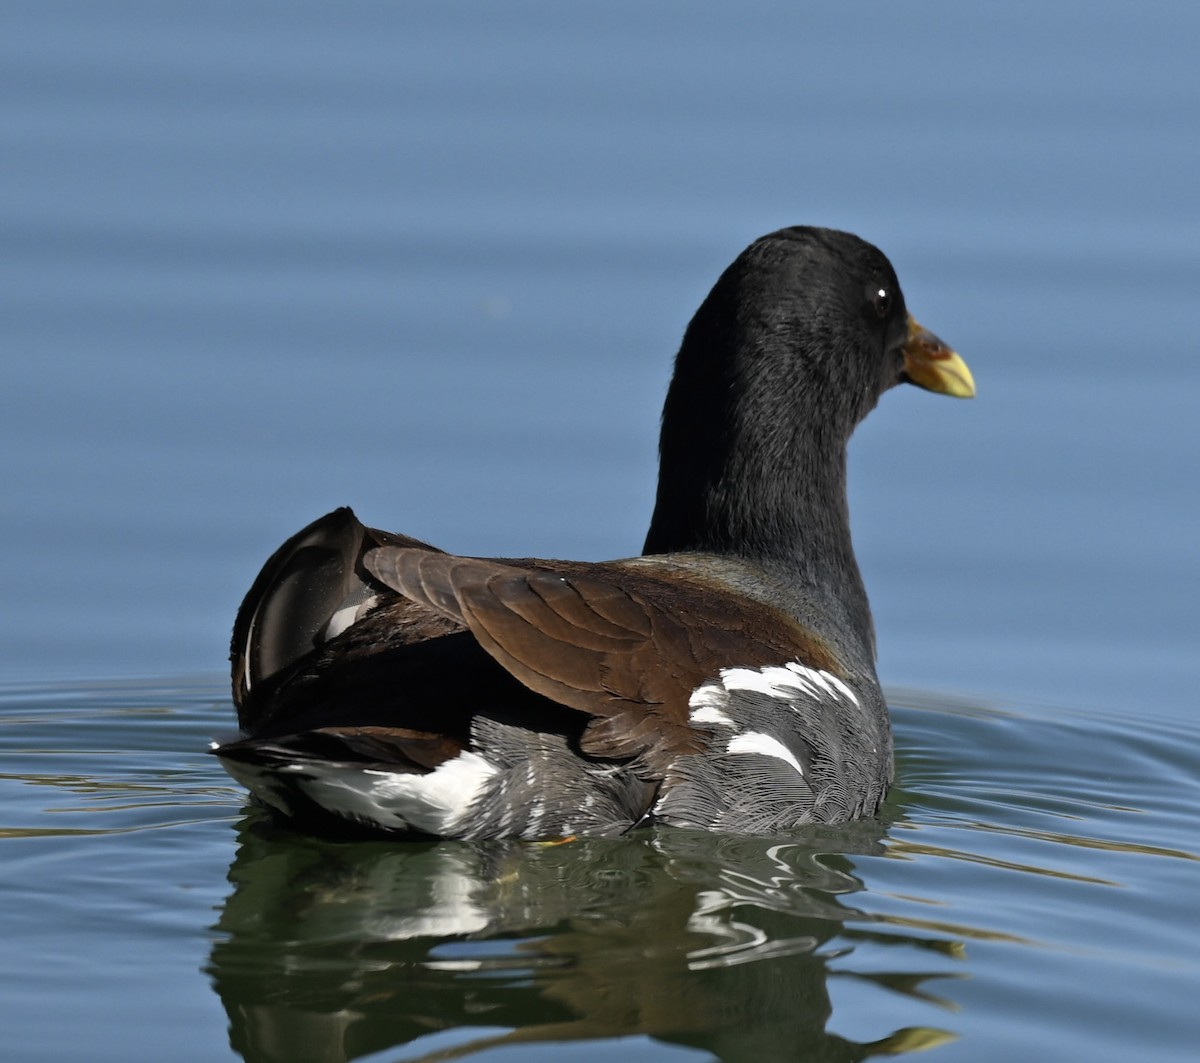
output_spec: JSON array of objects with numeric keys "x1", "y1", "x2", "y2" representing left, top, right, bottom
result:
[{"x1": 215, "y1": 225, "x2": 967, "y2": 839}]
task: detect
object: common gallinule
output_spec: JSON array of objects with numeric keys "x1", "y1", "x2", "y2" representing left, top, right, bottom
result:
[{"x1": 214, "y1": 225, "x2": 974, "y2": 839}]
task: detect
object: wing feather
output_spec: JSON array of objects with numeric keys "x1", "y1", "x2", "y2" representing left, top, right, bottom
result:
[{"x1": 364, "y1": 547, "x2": 842, "y2": 769}]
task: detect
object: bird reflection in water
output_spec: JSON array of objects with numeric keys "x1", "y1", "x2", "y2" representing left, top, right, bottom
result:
[{"x1": 207, "y1": 813, "x2": 959, "y2": 1062}]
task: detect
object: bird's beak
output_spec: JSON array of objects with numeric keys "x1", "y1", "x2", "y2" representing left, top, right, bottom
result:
[{"x1": 901, "y1": 314, "x2": 975, "y2": 398}]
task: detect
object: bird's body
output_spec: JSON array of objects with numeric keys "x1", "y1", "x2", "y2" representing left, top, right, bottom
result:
[{"x1": 215, "y1": 226, "x2": 973, "y2": 839}]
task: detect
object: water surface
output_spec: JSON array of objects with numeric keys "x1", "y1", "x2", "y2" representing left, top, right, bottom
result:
[{"x1": 2, "y1": 679, "x2": 1197, "y2": 1061}]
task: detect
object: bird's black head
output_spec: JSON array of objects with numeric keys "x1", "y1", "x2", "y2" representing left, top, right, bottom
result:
[
  {"x1": 674, "y1": 227, "x2": 918, "y2": 443},
  {"x1": 644, "y1": 226, "x2": 971, "y2": 568}
]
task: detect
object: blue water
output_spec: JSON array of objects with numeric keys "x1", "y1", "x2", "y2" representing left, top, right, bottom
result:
[
  {"x1": 1, "y1": 2, "x2": 1198, "y2": 1060},
  {"x1": 3, "y1": 679, "x2": 1198, "y2": 1062}
]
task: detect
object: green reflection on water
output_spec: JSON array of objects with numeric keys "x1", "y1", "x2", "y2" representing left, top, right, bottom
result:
[{"x1": 207, "y1": 814, "x2": 960, "y2": 1062}]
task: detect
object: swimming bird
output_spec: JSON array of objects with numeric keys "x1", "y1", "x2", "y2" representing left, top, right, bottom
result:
[{"x1": 214, "y1": 225, "x2": 974, "y2": 840}]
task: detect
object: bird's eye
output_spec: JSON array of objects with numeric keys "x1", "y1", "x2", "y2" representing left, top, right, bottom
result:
[{"x1": 868, "y1": 283, "x2": 892, "y2": 320}]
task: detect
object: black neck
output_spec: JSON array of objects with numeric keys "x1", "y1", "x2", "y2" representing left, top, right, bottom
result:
[{"x1": 641, "y1": 329, "x2": 873, "y2": 648}]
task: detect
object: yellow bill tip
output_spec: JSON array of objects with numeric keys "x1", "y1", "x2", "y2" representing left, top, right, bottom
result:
[{"x1": 902, "y1": 315, "x2": 975, "y2": 399}]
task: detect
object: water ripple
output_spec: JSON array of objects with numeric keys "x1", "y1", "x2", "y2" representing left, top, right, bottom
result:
[{"x1": 2, "y1": 678, "x2": 1199, "y2": 1061}]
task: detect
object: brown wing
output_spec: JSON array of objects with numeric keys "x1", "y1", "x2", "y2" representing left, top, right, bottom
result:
[{"x1": 364, "y1": 547, "x2": 842, "y2": 767}]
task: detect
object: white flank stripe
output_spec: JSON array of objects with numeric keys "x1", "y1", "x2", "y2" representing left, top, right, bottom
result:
[
  {"x1": 787, "y1": 662, "x2": 832, "y2": 695},
  {"x1": 720, "y1": 662, "x2": 858, "y2": 706},
  {"x1": 784, "y1": 672, "x2": 818, "y2": 698},
  {"x1": 726, "y1": 732, "x2": 805, "y2": 776},
  {"x1": 822, "y1": 673, "x2": 860, "y2": 706},
  {"x1": 688, "y1": 684, "x2": 735, "y2": 727},
  {"x1": 719, "y1": 666, "x2": 794, "y2": 696}
]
